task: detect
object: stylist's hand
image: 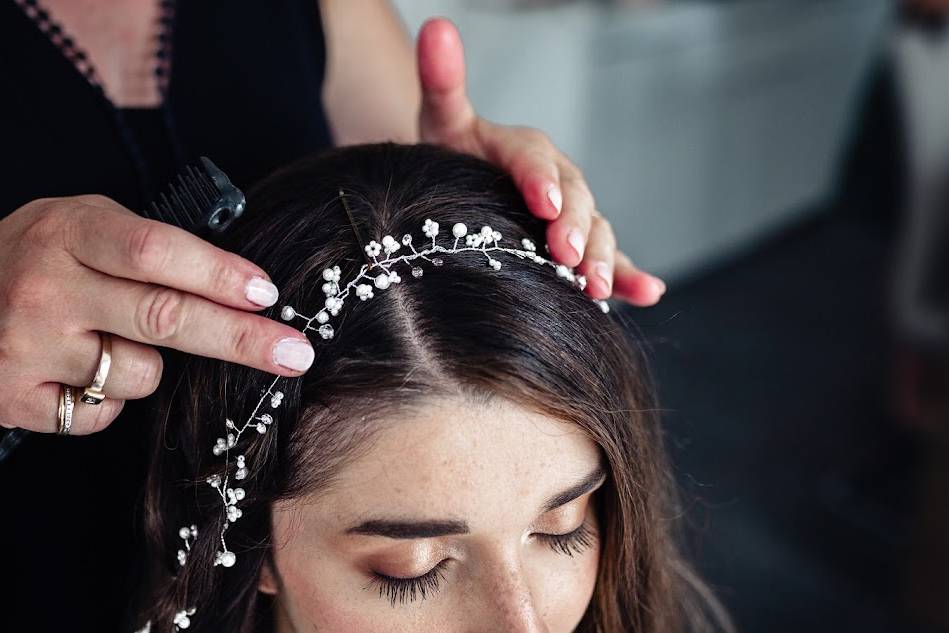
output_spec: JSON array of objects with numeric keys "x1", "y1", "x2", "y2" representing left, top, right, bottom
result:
[
  {"x1": 415, "y1": 18, "x2": 666, "y2": 306},
  {"x1": 0, "y1": 195, "x2": 315, "y2": 434}
]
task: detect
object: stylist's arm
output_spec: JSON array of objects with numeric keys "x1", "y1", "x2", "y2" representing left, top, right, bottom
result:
[{"x1": 0, "y1": 194, "x2": 315, "y2": 434}]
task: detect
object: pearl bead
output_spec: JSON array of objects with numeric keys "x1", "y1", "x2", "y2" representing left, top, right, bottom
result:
[
  {"x1": 178, "y1": 527, "x2": 191, "y2": 539},
  {"x1": 452, "y1": 223, "x2": 467, "y2": 238},
  {"x1": 374, "y1": 273, "x2": 390, "y2": 290},
  {"x1": 219, "y1": 551, "x2": 236, "y2": 568},
  {"x1": 316, "y1": 311, "x2": 329, "y2": 324},
  {"x1": 280, "y1": 306, "x2": 296, "y2": 320}
]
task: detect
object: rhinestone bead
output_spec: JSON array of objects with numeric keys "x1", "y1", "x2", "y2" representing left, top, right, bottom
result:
[{"x1": 411, "y1": 267, "x2": 423, "y2": 278}]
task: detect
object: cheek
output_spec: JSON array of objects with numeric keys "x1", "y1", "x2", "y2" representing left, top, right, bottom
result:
[
  {"x1": 274, "y1": 544, "x2": 381, "y2": 632},
  {"x1": 535, "y1": 539, "x2": 601, "y2": 633}
]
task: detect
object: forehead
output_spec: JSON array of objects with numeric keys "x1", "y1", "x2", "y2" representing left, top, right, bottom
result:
[{"x1": 312, "y1": 396, "x2": 602, "y2": 527}]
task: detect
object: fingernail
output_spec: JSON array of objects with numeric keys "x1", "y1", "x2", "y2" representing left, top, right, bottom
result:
[
  {"x1": 547, "y1": 185, "x2": 563, "y2": 216},
  {"x1": 567, "y1": 229, "x2": 586, "y2": 261},
  {"x1": 651, "y1": 275, "x2": 667, "y2": 296},
  {"x1": 594, "y1": 261, "x2": 612, "y2": 293},
  {"x1": 273, "y1": 338, "x2": 314, "y2": 371},
  {"x1": 246, "y1": 276, "x2": 279, "y2": 307}
]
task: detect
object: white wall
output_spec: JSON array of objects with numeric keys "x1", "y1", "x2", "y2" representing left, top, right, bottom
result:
[{"x1": 394, "y1": 0, "x2": 890, "y2": 280}]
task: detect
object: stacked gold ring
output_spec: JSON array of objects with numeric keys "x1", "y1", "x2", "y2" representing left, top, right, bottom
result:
[
  {"x1": 79, "y1": 332, "x2": 112, "y2": 405},
  {"x1": 57, "y1": 384, "x2": 76, "y2": 435}
]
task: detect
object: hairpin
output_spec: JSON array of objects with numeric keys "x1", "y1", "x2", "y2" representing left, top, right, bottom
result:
[{"x1": 156, "y1": 217, "x2": 608, "y2": 631}]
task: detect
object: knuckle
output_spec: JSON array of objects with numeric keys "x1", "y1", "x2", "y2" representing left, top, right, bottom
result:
[
  {"x1": 563, "y1": 162, "x2": 587, "y2": 186},
  {"x1": 207, "y1": 257, "x2": 240, "y2": 299},
  {"x1": 127, "y1": 352, "x2": 164, "y2": 396},
  {"x1": 73, "y1": 193, "x2": 113, "y2": 208},
  {"x1": 225, "y1": 320, "x2": 260, "y2": 363},
  {"x1": 0, "y1": 321, "x2": 27, "y2": 364},
  {"x1": 521, "y1": 126, "x2": 550, "y2": 147},
  {"x1": 125, "y1": 221, "x2": 173, "y2": 276},
  {"x1": 136, "y1": 286, "x2": 185, "y2": 342},
  {"x1": 1, "y1": 269, "x2": 54, "y2": 314},
  {"x1": 592, "y1": 214, "x2": 617, "y2": 248},
  {"x1": 21, "y1": 202, "x2": 67, "y2": 246}
]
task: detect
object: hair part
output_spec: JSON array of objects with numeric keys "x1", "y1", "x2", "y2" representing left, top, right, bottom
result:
[{"x1": 135, "y1": 142, "x2": 730, "y2": 633}]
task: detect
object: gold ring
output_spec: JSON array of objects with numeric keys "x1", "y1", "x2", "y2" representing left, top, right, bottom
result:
[
  {"x1": 80, "y1": 332, "x2": 112, "y2": 405},
  {"x1": 58, "y1": 384, "x2": 76, "y2": 435}
]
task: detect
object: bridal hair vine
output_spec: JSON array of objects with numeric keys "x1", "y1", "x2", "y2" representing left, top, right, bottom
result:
[{"x1": 158, "y1": 198, "x2": 609, "y2": 631}]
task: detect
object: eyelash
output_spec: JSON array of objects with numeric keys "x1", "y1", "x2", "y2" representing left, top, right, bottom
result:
[
  {"x1": 369, "y1": 523, "x2": 596, "y2": 607},
  {"x1": 370, "y1": 559, "x2": 449, "y2": 607},
  {"x1": 536, "y1": 521, "x2": 597, "y2": 557}
]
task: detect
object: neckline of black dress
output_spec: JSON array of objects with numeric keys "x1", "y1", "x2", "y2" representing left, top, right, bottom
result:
[{"x1": 12, "y1": 0, "x2": 186, "y2": 202}]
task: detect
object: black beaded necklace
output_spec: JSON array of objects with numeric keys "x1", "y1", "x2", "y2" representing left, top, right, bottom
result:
[{"x1": 13, "y1": 0, "x2": 188, "y2": 203}]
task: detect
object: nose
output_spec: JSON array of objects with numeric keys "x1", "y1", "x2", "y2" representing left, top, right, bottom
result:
[{"x1": 473, "y1": 557, "x2": 549, "y2": 633}]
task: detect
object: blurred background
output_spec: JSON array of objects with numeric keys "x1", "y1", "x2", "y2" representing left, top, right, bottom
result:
[{"x1": 392, "y1": 0, "x2": 949, "y2": 631}]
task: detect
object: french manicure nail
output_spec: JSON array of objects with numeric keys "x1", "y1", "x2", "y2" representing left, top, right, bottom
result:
[
  {"x1": 273, "y1": 338, "x2": 314, "y2": 371},
  {"x1": 246, "y1": 276, "x2": 279, "y2": 307},
  {"x1": 594, "y1": 261, "x2": 612, "y2": 292},
  {"x1": 547, "y1": 185, "x2": 563, "y2": 215},
  {"x1": 567, "y1": 229, "x2": 586, "y2": 261}
]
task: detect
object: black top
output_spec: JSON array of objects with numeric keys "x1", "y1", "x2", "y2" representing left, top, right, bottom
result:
[{"x1": 0, "y1": 1, "x2": 333, "y2": 629}]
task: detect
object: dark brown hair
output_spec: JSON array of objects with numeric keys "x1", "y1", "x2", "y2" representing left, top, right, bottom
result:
[{"x1": 135, "y1": 142, "x2": 727, "y2": 632}]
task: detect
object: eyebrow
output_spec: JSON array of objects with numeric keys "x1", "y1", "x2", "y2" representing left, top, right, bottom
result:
[
  {"x1": 541, "y1": 465, "x2": 607, "y2": 513},
  {"x1": 346, "y1": 519, "x2": 470, "y2": 539},
  {"x1": 345, "y1": 465, "x2": 607, "y2": 540}
]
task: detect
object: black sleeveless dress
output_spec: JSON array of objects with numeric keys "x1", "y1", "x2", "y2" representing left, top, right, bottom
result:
[{"x1": 0, "y1": 1, "x2": 333, "y2": 629}]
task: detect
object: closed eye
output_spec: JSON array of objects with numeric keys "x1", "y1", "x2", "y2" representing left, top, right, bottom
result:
[
  {"x1": 535, "y1": 521, "x2": 597, "y2": 557},
  {"x1": 368, "y1": 559, "x2": 450, "y2": 607}
]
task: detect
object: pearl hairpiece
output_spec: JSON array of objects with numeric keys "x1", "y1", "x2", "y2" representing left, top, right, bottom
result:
[{"x1": 153, "y1": 218, "x2": 608, "y2": 631}]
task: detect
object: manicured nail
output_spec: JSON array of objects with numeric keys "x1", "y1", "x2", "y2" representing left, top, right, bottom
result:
[
  {"x1": 594, "y1": 261, "x2": 612, "y2": 293},
  {"x1": 547, "y1": 185, "x2": 563, "y2": 216},
  {"x1": 651, "y1": 275, "x2": 667, "y2": 296},
  {"x1": 273, "y1": 338, "x2": 314, "y2": 371},
  {"x1": 246, "y1": 276, "x2": 279, "y2": 307},
  {"x1": 567, "y1": 229, "x2": 586, "y2": 261}
]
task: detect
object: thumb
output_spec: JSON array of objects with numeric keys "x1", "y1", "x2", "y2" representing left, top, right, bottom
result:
[{"x1": 417, "y1": 18, "x2": 477, "y2": 144}]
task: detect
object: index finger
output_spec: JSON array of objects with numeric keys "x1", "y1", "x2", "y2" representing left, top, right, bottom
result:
[{"x1": 64, "y1": 200, "x2": 278, "y2": 310}]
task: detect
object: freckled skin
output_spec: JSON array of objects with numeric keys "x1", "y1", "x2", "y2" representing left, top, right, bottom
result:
[{"x1": 260, "y1": 396, "x2": 602, "y2": 633}]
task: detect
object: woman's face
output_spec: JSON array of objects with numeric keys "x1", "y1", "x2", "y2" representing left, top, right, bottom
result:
[{"x1": 261, "y1": 396, "x2": 603, "y2": 632}]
